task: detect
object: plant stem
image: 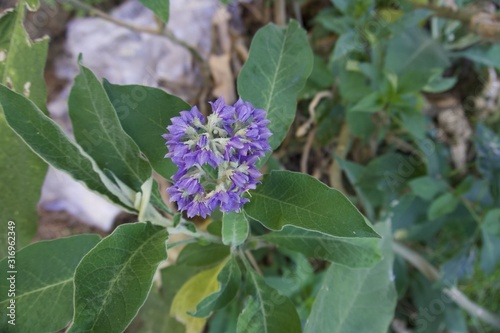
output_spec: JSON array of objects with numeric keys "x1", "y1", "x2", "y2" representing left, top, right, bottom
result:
[
  {"x1": 244, "y1": 249, "x2": 263, "y2": 275},
  {"x1": 166, "y1": 237, "x2": 196, "y2": 249},
  {"x1": 239, "y1": 248, "x2": 263, "y2": 275},
  {"x1": 393, "y1": 242, "x2": 500, "y2": 329},
  {"x1": 167, "y1": 224, "x2": 222, "y2": 244}
]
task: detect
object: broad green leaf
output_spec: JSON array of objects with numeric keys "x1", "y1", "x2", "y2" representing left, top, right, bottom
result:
[
  {"x1": 336, "y1": 158, "x2": 379, "y2": 218},
  {"x1": 480, "y1": 209, "x2": 500, "y2": 273},
  {"x1": 190, "y1": 257, "x2": 241, "y2": 317},
  {"x1": 207, "y1": 302, "x2": 239, "y2": 333},
  {"x1": 441, "y1": 249, "x2": 475, "y2": 285},
  {"x1": 453, "y1": 44, "x2": 500, "y2": 69},
  {"x1": 131, "y1": 265, "x2": 203, "y2": 333},
  {"x1": 330, "y1": 0, "x2": 374, "y2": 17},
  {"x1": 0, "y1": 85, "x2": 130, "y2": 210},
  {"x1": 409, "y1": 176, "x2": 447, "y2": 201},
  {"x1": 236, "y1": 271, "x2": 301, "y2": 333},
  {"x1": 103, "y1": 81, "x2": 190, "y2": 180},
  {"x1": 300, "y1": 54, "x2": 335, "y2": 99},
  {"x1": 162, "y1": 265, "x2": 204, "y2": 307},
  {"x1": 345, "y1": 108, "x2": 375, "y2": 139},
  {"x1": 237, "y1": 20, "x2": 313, "y2": 150},
  {"x1": 69, "y1": 222, "x2": 168, "y2": 333},
  {"x1": 0, "y1": 235, "x2": 100, "y2": 332},
  {"x1": 422, "y1": 74, "x2": 457, "y2": 93},
  {"x1": 331, "y1": 32, "x2": 363, "y2": 69},
  {"x1": 444, "y1": 304, "x2": 468, "y2": 333},
  {"x1": 476, "y1": 124, "x2": 500, "y2": 177},
  {"x1": 475, "y1": 123, "x2": 500, "y2": 203},
  {"x1": 0, "y1": 116, "x2": 44, "y2": 259},
  {"x1": 410, "y1": 273, "x2": 447, "y2": 333},
  {"x1": 349, "y1": 92, "x2": 385, "y2": 113},
  {"x1": 0, "y1": 8, "x2": 48, "y2": 110},
  {"x1": 177, "y1": 243, "x2": 230, "y2": 267},
  {"x1": 315, "y1": 12, "x2": 354, "y2": 35},
  {"x1": 222, "y1": 212, "x2": 249, "y2": 246},
  {"x1": 398, "y1": 107, "x2": 427, "y2": 141},
  {"x1": 244, "y1": 170, "x2": 379, "y2": 238},
  {"x1": 264, "y1": 250, "x2": 314, "y2": 298},
  {"x1": 69, "y1": 63, "x2": 151, "y2": 192},
  {"x1": 427, "y1": 192, "x2": 459, "y2": 221},
  {"x1": 304, "y1": 222, "x2": 397, "y2": 333},
  {"x1": 385, "y1": 27, "x2": 450, "y2": 92},
  {"x1": 171, "y1": 260, "x2": 228, "y2": 333},
  {"x1": 0, "y1": 6, "x2": 49, "y2": 257},
  {"x1": 139, "y1": 0, "x2": 169, "y2": 23},
  {"x1": 331, "y1": 0, "x2": 349, "y2": 13},
  {"x1": 24, "y1": 0, "x2": 40, "y2": 11},
  {"x1": 260, "y1": 225, "x2": 381, "y2": 268},
  {"x1": 129, "y1": 285, "x2": 185, "y2": 333}
]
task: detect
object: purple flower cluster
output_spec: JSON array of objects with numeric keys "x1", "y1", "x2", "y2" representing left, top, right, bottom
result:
[{"x1": 163, "y1": 97, "x2": 272, "y2": 218}]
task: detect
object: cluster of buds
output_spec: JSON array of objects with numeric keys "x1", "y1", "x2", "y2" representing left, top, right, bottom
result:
[{"x1": 163, "y1": 97, "x2": 272, "y2": 218}]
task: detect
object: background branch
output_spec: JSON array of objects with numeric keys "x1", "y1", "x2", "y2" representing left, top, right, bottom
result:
[
  {"x1": 393, "y1": 242, "x2": 500, "y2": 329},
  {"x1": 65, "y1": 0, "x2": 209, "y2": 77},
  {"x1": 412, "y1": 3, "x2": 500, "y2": 40}
]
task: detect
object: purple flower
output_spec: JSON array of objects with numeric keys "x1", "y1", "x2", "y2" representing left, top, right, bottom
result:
[{"x1": 164, "y1": 97, "x2": 272, "y2": 218}]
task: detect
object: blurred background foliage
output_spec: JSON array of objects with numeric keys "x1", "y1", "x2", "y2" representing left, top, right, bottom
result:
[{"x1": 288, "y1": 0, "x2": 500, "y2": 332}]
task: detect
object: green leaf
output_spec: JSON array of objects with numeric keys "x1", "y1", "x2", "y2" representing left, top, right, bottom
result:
[
  {"x1": 0, "y1": 85, "x2": 130, "y2": 210},
  {"x1": 260, "y1": 225, "x2": 381, "y2": 268},
  {"x1": 422, "y1": 73, "x2": 457, "y2": 93},
  {"x1": 24, "y1": 0, "x2": 40, "y2": 11},
  {"x1": 244, "y1": 170, "x2": 379, "y2": 238},
  {"x1": 480, "y1": 209, "x2": 500, "y2": 274},
  {"x1": 236, "y1": 271, "x2": 301, "y2": 333},
  {"x1": 177, "y1": 243, "x2": 230, "y2": 267},
  {"x1": 129, "y1": 286, "x2": 185, "y2": 333},
  {"x1": 331, "y1": 0, "x2": 374, "y2": 17},
  {"x1": 207, "y1": 302, "x2": 239, "y2": 333},
  {"x1": 331, "y1": 32, "x2": 363, "y2": 69},
  {"x1": 475, "y1": 123, "x2": 500, "y2": 203},
  {"x1": 171, "y1": 260, "x2": 228, "y2": 333},
  {"x1": 315, "y1": 12, "x2": 353, "y2": 35},
  {"x1": 0, "y1": 6, "x2": 49, "y2": 257},
  {"x1": 264, "y1": 250, "x2": 314, "y2": 298},
  {"x1": 237, "y1": 20, "x2": 313, "y2": 150},
  {"x1": 453, "y1": 44, "x2": 500, "y2": 69},
  {"x1": 69, "y1": 63, "x2": 152, "y2": 192},
  {"x1": 103, "y1": 81, "x2": 190, "y2": 180},
  {"x1": 131, "y1": 264, "x2": 203, "y2": 333},
  {"x1": 304, "y1": 222, "x2": 397, "y2": 333},
  {"x1": 409, "y1": 176, "x2": 447, "y2": 201},
  {"x1": 349, "y1": 92, "x2": 385, "y2": 113},
  {"x1": 385, "y1": 27, "x2": 450, "y2": 92},
  {"x1": 300, "y1": 55, "x2": 335, "y2": 99},
  {"x1": 0, "y1": 115, "x2": 44, "y2": 259},
  {"x1": 139, "y1": 0, "x2": 169, "y2": 23},
  {"x1": 190, "y1": 257, "x2": 241, "y2": 317},
  {"x1": 222, "y1": 212, "x2": 249, "y2": 247},
  {"x1": 331, "y1": 0, "x2": 349, "y2": 13},
  {"x1": 68, "y1": 222, "x2": 168, "y2": 333},
  {"x1": 427, "y1": 192, "x2": 459, "y2": 221},
  {"x1": 409, "y1": 273, "x2": 455, "y2": 333},
  {"x1": 0, "y1": 235, "x2": 100, "y2": 332},
  {"x1": 0, "y1": 8, "x2": 48, "y2": 110}
]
